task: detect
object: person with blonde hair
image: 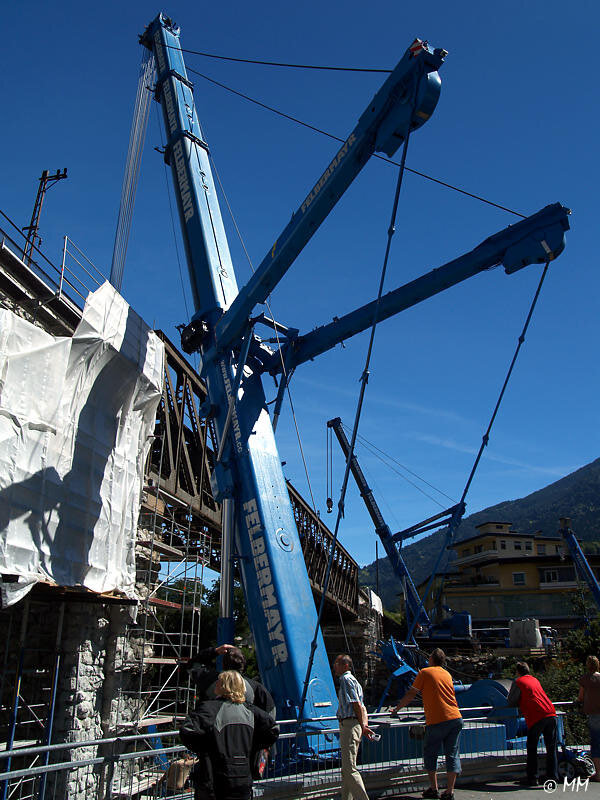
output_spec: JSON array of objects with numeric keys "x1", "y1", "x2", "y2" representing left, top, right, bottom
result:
[
  {"x1": 183, "y1": 643, "x2": 275, "y2": 716},
  {"x1": 180, "y1": 670, "x2": 279, "y2": 800},
  {"x1": 181, "y1": 644, "x2": 276, "y2": 795},
  {"x1": 578, "y1": 655, "x2": 600, "y2": 781},
  {"x1": 218, "y1": 669, "x2": 246, "y2": 703}
]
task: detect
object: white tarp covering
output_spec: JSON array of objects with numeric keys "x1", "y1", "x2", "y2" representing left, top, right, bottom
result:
[
  {"x1": 0, "y1": 282, "x2": 164, "y2": 605},
  {"x1": 368, "y1": 589, "x2": 383, "y2": 616}
]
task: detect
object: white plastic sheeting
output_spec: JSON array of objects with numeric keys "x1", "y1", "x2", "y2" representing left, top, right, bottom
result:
[
  {"x1": 0, "y1": 283, "x2": 164, "y2": 605},
  {"x1": 368, "y1": 589, "x2": 383, "y2": 616}
]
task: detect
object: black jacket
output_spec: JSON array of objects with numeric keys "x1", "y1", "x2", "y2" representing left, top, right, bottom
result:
[
  {"x1": 180, "y1": 698, "x2": 279, "y2": 795},
  {"x1": 185, "y1": 647, "x2": 276, "y2": 717}
]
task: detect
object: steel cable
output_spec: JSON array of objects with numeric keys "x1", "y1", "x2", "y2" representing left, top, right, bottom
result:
[
  {"x1": 110, "y1": 49, "x2": 156, "y2": 291},
  {"x1": 186, "y1": 66, "x2": 526, "y2": 219}
]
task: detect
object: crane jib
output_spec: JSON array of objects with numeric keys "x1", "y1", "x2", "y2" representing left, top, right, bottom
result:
[
  {"x1": 214, "y1": 40, "x2": 445, "y2": 352},
  {"x1": 300, "y1": 133, "x2": 357, "y2": 216}
]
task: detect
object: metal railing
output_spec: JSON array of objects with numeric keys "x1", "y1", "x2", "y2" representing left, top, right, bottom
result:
[
  {"x1": 0, "y1": 704, "x2": 567, "y2": 800},
  {"x1": 0, "y1": 210, "x2": 107, "y2": 311},
  {"x1": 58, "y1": 236, "x2": 107, "y2": 303}
]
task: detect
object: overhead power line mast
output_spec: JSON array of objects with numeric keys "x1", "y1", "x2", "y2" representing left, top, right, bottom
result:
[
  {"x1": 140, "y1": 13, "x2": 570, "y2": 738},
  {"x1": 22, "y1": 169, "x2": 68, "y2": 265}
]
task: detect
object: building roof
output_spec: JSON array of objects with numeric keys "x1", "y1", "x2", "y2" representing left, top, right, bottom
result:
[
  {"x1": 474, "y1": 521, "x2": 512, "y2": 528},
  {"x1": 449, "y1": 528, "x2": 562, "y2": 549}
]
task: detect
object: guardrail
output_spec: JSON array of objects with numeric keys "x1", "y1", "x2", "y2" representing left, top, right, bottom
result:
[
  {"x1": 0, "y1": 704, "x2": 574, "y2": 800},
  {"x1": 0, "y1": 209, "x2": 106, "y2": 311}
]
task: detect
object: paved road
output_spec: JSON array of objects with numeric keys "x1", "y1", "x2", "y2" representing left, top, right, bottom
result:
[{"x1": 385, "y1": 778, "x2": 600, "y2": 799}]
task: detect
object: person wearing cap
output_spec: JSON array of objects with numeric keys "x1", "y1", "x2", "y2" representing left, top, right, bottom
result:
[{"x1": 184, "y1": 644, "x2": 275, "y2": 715}]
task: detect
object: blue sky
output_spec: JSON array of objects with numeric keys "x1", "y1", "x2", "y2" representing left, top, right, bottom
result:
[{"x1": 2, "y1": 0, "x2": 598, "y2": 568}]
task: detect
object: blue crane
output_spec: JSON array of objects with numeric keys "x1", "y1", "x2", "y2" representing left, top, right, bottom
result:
[
  {"x1": 558, "y1": 517, "x2": 600, "y2": 611},
  {"x1": 140, "y1": 13, "x2": 570, "y2": 740}
]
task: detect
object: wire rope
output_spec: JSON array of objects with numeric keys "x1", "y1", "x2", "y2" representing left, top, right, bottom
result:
[
  {"x1": 458, "y1": 261, "x2": 550, "y2": 506},
  {"x1": 355, "y1": 450, "x2": 409, "y2": 532},
  {"x1": 336, "y1": 601, "x2": 353, "y2": 654},
  {"x1": 406, "y1": 261, "x2": 551, "y2": 640},
  {"x1": 162, "y1": 41, "x2": 392, "y2": 73},
  {"x1": 110, "y1": 49, "x2": 156, "y2": 291},
  {"x1": 348, "y1": 426, "x2": 457, "y2": 504},
  {"x1": 208, "y1": 149, "x2": 324, "y2": 527},
  {"x1": 348, "y1": 427, "x2": 456, "y2": 508},
  {"x1": 186, "y1": 66, "x2": 527, "y2": 219}
]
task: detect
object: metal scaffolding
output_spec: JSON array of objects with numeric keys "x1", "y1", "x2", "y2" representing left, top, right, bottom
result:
[{"x1": 0, "y1": 214, "x2": 374, "y2": 798}]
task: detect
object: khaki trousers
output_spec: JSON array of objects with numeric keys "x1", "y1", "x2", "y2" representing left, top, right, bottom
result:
[{"x1": 339, "y1": 718, "x2": 369, "y2": 800}]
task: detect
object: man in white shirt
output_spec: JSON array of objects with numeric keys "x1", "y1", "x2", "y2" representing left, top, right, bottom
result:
[{"x1": 334, "y1": 654, "x2": 375, "y2": 800}]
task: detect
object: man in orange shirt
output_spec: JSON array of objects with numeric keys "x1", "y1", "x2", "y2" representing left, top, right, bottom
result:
[{"x1": 393, "y1": 648, "x2": 463, "y2": 800}]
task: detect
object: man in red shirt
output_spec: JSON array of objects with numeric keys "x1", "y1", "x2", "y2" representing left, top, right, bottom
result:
[{"x1": 507, "y1": 662, "x2": 559, "y2": 786}]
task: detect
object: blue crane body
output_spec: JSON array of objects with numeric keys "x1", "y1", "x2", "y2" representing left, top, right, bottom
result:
[
  {"x1": 259, "y1": 201, "x2": 569, "y2": 376},
  {"x1": 140, "y1": 13, "x2": 570, "y2": 737},
  {"x1": 559, "y1": 517, "x2": 600, "y2": 610}
]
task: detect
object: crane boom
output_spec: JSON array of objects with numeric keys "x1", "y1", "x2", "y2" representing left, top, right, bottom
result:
[
  {"x1": 140, "y1": 14, "x2": 447, "y2": 729},
  {"x1": 214, "y1": 41, "x2": 446, "y2": 353},
  {"x1": 261, "y1": 202, "x2": 570, "y2": 375},
  {"x1": 558, "y1": 517, "x2": 600, "y2": 610},
  {"x1": 327, "y1": 417, "x2": 429, "y2": 631}
]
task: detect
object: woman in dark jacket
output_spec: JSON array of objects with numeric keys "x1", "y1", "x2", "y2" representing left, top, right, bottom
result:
[{"x1": 180, "y1": 670, "x2": 279, "y2": 800}]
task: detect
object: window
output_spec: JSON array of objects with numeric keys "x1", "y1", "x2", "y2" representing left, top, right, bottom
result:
[
  {"x1": 474, "y1": 545, "x2": 483, "y2": 554},
  {"x1": 555, "y1": 545, "x2": 561, "y2": 554},
  {"x1": 495, "y1": 525, "x2": 504, "y2": 530},
  {"x1": 461, "y1": 548, "x2": 471, "y2": 557},
  {"x1": 513, "y1": 572, "x2": 526, "y2": 586},
  {"x1": 525, "y1": 541, "x2": 533, "y2": 552},
  {"x1": 514, "y1": 541, "x2": 522, "y2": 551},
  {"x1": 500, "y1": 540, "x2": 507, "y2": 550},
  {"x1": 543, "y1": 569, "x2": 559, "y2": 583},
  {"x1": 537, "y1": 544, "x2": 546, "y2": 555}
]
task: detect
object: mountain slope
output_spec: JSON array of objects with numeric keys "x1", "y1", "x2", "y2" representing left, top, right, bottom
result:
[{"x1": 359, "y1": 457, "x2": 600, "y2": 610}]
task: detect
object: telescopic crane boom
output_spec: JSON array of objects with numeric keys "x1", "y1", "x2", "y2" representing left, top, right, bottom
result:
[
  {"x1": 140, "y1": 13, "x2": 570, "y2": 734},
  {"x1": 558, "y1": 517, "x2": 600, "y2": 611}
]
